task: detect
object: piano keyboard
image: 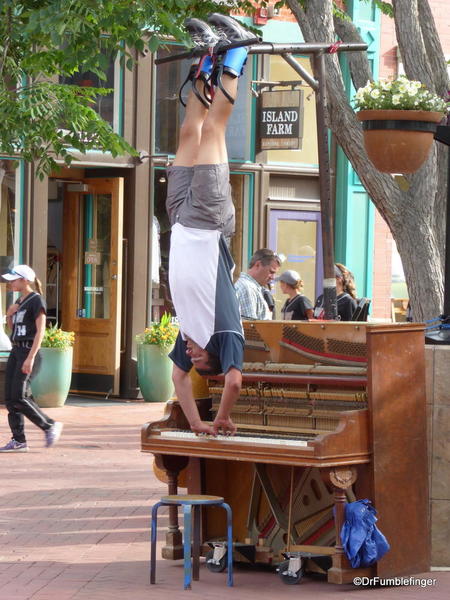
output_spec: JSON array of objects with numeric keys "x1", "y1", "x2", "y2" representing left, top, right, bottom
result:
[{"x1": 159, "y1": 430, "x2": 309, "y2": 448}]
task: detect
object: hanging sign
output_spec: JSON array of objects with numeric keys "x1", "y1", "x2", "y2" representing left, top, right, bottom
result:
[{"x1": 259, "y1": 90, "x2": 304, "y2": 150}]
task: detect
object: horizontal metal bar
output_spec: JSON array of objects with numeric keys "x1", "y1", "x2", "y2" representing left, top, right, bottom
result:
[
  {"x1": 252, "y1": 80, "x2": 305, "y2": 87},
  {"x1": 155, "y1": 37, "x2": 258, "y2": 65},
  {"x1": 155, "y1": 41, "x2": 368, "y2": 65},
  {"x1": 248, "y1": 42, "x2": 368, "y2": 55}
]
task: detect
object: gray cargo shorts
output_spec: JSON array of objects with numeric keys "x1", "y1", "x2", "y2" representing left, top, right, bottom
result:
[{"x1": 166, "y1": 163, "x2": 235, "y2": 241}]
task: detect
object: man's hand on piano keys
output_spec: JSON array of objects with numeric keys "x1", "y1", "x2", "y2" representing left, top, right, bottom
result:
[
  {"x1": 189, "y1": 418, "x2": 237, "y2": 437},
  {"x1": 190, "y1": 420, "x2": 217, "y2": 436},
  {"x1": 212, "y1": 416, "x2": 237, "y2": 436}
]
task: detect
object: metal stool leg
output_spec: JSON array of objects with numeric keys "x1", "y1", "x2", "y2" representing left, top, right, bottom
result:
[
  {"x1": 183, "y1": 504, "x2": 192, "y2": 590},
  {"x1": 150, "y1": 501, "x2": 163, "y2": 584},
  {"x1": 192, "y1": 505, "x2": 201, "y2": 581},
  {"x1": 219, "y1": 502, "x2": 233, "y2": 587}
]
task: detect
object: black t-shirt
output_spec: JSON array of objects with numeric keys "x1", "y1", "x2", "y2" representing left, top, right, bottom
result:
[
  {"x1": 11, "y1": 293, "x2": 47, "y2": 342},
  {"x1": 169, "y1": 330, "x2": 244, "y2": 375},
  {"x1": 281, "y1": 294, "x2": 313, "y2": 320},
  {"x1": 313, "y1": 292, "x2": 357, "y2": 321}
]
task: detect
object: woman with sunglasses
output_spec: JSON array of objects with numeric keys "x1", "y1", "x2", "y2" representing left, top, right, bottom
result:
[{"x1": 0, "y1": 265, "x2": 63, "y2": 452}]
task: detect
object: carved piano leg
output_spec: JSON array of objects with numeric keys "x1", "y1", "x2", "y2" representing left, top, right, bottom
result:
[
  {"x1": 154, "y1": 454, "x2": 189, "y2": 560},
  {"x1": 325, "y1": 466, "x2": 375, "y2": 584},
  {"x1": 325, "y1": 466, "x2": 359, "y2": 584}
]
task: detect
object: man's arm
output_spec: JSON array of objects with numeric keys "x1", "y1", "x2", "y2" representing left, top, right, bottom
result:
[
  {"x1": 172, "y1": 364, "x2": 215, "y2": 435},
  {"x1": 212, "y1": 367, "x2": 242, "y2": 435}
]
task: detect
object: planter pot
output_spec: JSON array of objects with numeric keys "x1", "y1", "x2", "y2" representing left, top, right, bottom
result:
[
  {"x1": 137, "y1": 343, "x2": 175, "y2": 403},
  {"x1": 30, "y1": 347, "x2": 73, "y2": 408},
  {"x1": 357, "y1": 109, "x2": 443, "y2": 173}
]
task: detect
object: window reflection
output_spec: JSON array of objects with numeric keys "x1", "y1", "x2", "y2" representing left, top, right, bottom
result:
[
  {"x1": 0, "y1": 160, "x2": 18, "y2": 319},
  {"x1": 77, "y1": 194, "x2": 112, "y2": 319},
  {"x1": 60, "y1": 53, "x2": 115, "y2": 127}
]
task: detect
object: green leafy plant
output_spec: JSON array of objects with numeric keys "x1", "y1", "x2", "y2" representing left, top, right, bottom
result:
[
  {"x1": 41, "y1": 324, "x2": 75, "y2": 350},
  {"x1": 354, "y1": 76, "x2": 449, "y2": 113},
  {"x1": 136, "y1": 312, "x2": 178, "y2": 348}
]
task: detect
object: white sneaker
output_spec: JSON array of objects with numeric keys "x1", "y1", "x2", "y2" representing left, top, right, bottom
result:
[{"x1": 45, "y1": 422, "x2": 63, "y2": 448}]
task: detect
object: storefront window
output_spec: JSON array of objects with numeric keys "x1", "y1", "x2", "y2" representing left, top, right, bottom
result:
[
  {"x1": 268, "y1": 208, "x2": 323, "y2": 316},
  {"x1": 60, "y1": 52, "x2": 118, "y2": 129},
  {"x1": 154, "y1": 46, "x2": 253, "y2": 161},
  {"x1": 0, "y1": 160, "x2": 21, "y2": 346}
]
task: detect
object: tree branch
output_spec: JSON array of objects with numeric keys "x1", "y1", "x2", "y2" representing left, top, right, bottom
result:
[
  {"x1": 392, "y1": 0, "x2": 434, "y2": 89},
  {"x1": 417, "y1": 0, "x2": 449, "y2": 96},
  {"x1": 333, "y1": 13, "x2": 373, "y2": 90},
  {"x1": 0, "y1": 5, "x2": 13, "y2": 80}
]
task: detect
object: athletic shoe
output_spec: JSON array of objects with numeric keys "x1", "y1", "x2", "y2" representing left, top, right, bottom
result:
[
  {"x1": 0, "y1": 439, "x2": 29, "y2": 452},
  {"x1": 184, "y1": 18, "x2": 221, "y2": 49},
  {"x1": 207, "y1": 13, "x2": 260, "y2": 46},
  {"x1": 45, "y1": 422, "x2": 63, "y2": 448}
]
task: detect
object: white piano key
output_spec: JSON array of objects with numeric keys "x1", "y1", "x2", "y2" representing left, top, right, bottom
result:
[{"x1": 159, "y1": 430, "x2": 308, "y2": 447}]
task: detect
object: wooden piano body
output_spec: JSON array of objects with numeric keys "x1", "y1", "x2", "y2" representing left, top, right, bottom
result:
[{"x1": 142, "y1": 321, "x2": 430, "y2": 583}]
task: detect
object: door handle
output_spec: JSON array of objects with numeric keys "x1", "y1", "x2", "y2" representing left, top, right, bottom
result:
[{"x1": 111, "y1": 274, "x2": 118, "y2": 280}]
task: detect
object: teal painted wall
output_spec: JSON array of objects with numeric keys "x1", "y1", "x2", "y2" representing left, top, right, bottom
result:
[{"x1": 334, "y1": 1, "x2": 380, "y2": 299}]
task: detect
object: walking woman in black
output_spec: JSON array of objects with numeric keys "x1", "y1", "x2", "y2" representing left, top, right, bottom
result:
[{"x1": 0, "y1": 265, "x2": 63, "y2": 452}]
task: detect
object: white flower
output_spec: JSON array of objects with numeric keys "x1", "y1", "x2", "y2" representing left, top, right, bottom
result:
[{"x1": 355, "y1": 76, "x2": 449, "y2": 113}]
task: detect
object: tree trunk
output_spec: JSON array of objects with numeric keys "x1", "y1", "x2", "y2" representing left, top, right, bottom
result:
[{"x1": 285, "y1": 0, "x2": 448, "y2": 320}]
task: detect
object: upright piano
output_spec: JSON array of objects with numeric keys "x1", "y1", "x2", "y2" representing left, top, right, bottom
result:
[{"x1": 142, "y1": 321, "x2": 430, "y2": 583}]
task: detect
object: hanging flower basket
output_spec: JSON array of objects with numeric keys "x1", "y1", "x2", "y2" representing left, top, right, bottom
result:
[
  {"x1": 357, "y1": 109, "x2": 443, "y2": 173},
  {"x1": 354, "y1": 77, "x2": 448, "y2": 174}
]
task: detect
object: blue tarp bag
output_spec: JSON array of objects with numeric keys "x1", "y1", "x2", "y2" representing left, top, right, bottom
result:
[{"x1": 340, "y1": 499, "x2": 390, "y2": 568}]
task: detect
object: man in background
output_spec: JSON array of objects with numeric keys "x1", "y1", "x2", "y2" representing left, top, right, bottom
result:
[{"x1": 235, "y1": 249, "x2": 281, "y2": 320}]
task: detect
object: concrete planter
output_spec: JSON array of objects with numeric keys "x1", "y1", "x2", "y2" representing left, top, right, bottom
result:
[
  {"x1": 30, "y1": 347, "x2": 73, "y2": 408},
  {"x1": 137, "y1": 343, "x2": 174, "y2": 403}
]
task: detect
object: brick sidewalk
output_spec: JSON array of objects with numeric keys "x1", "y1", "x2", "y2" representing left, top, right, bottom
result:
[{"x1": 0, "y1": 401, "x2": 448, "y2": 600}]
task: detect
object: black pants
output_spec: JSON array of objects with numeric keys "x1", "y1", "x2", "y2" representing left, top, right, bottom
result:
[{"x1": 4, "y1": 346, "x2": 54, "y2": 443}]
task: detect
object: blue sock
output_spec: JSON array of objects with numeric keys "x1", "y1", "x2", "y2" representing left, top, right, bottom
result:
[
  {"x1": 222, "y1": 47, "x2": 248, "y2": 78},
  {"x1": 197, "y1": 55, "x2": 213, "y2": 78}
]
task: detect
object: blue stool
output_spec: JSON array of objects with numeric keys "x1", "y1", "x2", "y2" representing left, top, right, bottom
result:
[{"x1": 150, "y1": 494, "x2": 233, "y2": 589}]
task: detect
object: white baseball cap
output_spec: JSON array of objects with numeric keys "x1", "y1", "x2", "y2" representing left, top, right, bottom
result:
[{"x1": 2, "y1": 264, "x2": 36, "y2": 282}]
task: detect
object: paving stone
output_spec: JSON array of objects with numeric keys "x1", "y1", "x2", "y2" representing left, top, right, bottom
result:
[{"x1": 1, "y1": 402, "x2": 449, "y2": 600}]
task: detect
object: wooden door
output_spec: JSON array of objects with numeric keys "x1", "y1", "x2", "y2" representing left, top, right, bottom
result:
[{"x1": 62, "y1": 178, "x2": 123, "y2": 395}]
